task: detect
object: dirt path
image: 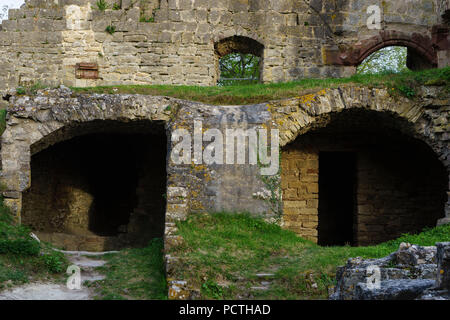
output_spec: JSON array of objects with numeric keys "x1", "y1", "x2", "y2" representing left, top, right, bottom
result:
[{"x1": 0, "y1": 251, "x2": 115, "y2": 300}]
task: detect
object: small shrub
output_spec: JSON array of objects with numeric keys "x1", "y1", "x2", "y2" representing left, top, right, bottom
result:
[
  {"x1": 0, "y1": 110, "x2": 6, "y2": 137},
  {"x1": 0, "y1": 238, "x2": 41, "y2": 256},
  {"x1": 0, "y1": 200, "x2": 13, "y2": 224},
  {"x1": 112, "y1": 3, "x2": 121, "y2": 10},
  {"x1": 96, "y1": 0, "x2": 108, "y2": 11},
  {"x1": 0, "y1": 204, "x2": 41, "y2": 256},
  {"x1": 41, "y1": 251, "x2": 65, "y2": 273},
  {"x1": 106, "y1": 25, "x2": 116, "y2": 35},
  {"x1": 140, "y1": 16, "x2": 155, "y2": 23},
  {"x1": 396, "y1": 84, "x2": 416, "y2": 98},
  {"x1": 201, "y1": 280, "x2": 223, "y2": 299},
  {"x1": 15, "y1": 87, "x2": 26, "y2": 95},
  {"x1": 0, "y1": 269, "x2": 28, "y2": 283}
]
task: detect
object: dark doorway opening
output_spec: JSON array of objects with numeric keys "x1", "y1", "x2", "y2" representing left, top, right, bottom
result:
[
  {"x1": 22, "y1": 121, "x2": 167, "y2": 250},
  {"x1": 318, "y1": 152, "x2": 356, "y2": 246}
]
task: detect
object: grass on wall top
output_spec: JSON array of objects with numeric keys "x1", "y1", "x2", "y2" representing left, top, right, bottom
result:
[{"x1": 70, "y1": 67, "x2": 450, "y2": 105}]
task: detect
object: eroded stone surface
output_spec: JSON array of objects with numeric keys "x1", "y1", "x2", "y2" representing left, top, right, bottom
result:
[
  {"x1": 330, "y1": 242, "x2": 450, "y2": 300},
  {"x1": 1, "y1": 85, "x2": 449, "y2": 299},
  {"x1": 0, "y1": 0, "x2": 448, "y2": 92}
]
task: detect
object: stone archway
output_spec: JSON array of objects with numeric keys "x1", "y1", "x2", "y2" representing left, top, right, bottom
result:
[
  {"x1": 22, "y1": 121, "x2": 167, "y2": 251},
  {"x1": 0, "y1": 93, "x2": 173, "y2": 251},
  {"x1": 281, "y1": 110, "x2": 448, "y2": 246},
  {"x1": 271, "y1": 87, "x2": 450, "y2": 245},
  {"x1": 336, "y1": 31, "x2": 438, "y2": 70}
]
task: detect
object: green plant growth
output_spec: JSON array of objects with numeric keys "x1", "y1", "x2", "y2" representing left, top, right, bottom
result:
[
  {"x1": 219, "y1": 53, "x2": 260, "y2": 86},
  {"x1": 0, "y1": 198, "x2": 69, "y2": 289},
  {"x1": 256, "y1": 141, "x2": 283, "y2": 220},
  {"x1": 0, "y1": 109, "x2": 6, "y2": 136},
  {"x1": 15, "y1": 87, "x2": 26, "y2": 95},
  {"x1": 140, "y1": 15, "x2": 154, "y2": 23},
  {"x1": 112, "y1": 2, "x2": 121, "y2": 10},
  {"x1": 106, "y1": 25, "x2": 116, "y2": 35},
  {"x1": 96, "y1": 0, "x2": 108, "y2": 11},
  {"x1": 201, "y1": 280, "x2": 224, "y2": 299},
  {"x1": 169, "y1": 212, "x2": 450, "y2": 299},
  {"x1": 15, "y1": 82, "x2": 48, "y2": 96},
  {"x1": 91, "y1": 239, "x2": 167, "y2": 300},
  {"x1": 71, "y1": 67, "x2": 450, "y2": 104}
]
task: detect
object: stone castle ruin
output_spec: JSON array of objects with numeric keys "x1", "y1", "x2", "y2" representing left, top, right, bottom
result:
[
  {"x1": 0, "y1": 0, "x2": 449, "y2": 89},
  {"x1": 0, "y1": 0, "x2": 449, "y2": 253}
]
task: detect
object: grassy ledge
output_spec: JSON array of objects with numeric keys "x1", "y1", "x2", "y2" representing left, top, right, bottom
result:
[
  {"x1": 168, "y1": 213, "x2": 450, "y2": 300},
  {"x1": 70, "y1": 67, "x2": 450, "y2": 105}
]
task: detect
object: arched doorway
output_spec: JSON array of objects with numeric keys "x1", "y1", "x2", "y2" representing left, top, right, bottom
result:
[
  {"x1": 281, "y1": 110, "x2": 448, "y2": 246},
  {"x1": 21, "y1": 120, "x2": 168, "y2": 251}
]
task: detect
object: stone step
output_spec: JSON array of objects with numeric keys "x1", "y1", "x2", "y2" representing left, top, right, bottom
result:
[
  {"x1": 255, "y1": 273, "x2": 275, "y2": 280},
  {"x1": 250, "y1": 286, "x2": 269, "y2": 291}
]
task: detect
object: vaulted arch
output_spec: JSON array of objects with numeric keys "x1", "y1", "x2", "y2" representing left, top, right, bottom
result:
[
  {"x1": 274, "y1": 87, "x2": 449, "y2": 245},
  {"x1": 336, "y1": 31, "x2": 438, "y2": 70},
  {"x1": 0, "y1": 95, "x2": 172, "y2": 251}
]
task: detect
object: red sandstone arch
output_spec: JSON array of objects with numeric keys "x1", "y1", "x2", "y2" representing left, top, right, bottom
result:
[{"x1": 337, "y1": 31, "x2": 438, "y2": 68}]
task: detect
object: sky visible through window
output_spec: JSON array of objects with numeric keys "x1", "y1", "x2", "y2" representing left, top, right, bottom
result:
[{"x1": 0, "y1": 0, "x2": 24, "y2": 22}]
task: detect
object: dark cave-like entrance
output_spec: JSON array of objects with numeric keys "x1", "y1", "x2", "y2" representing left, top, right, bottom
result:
[
  {"x1": 282, "y1": 110, "x2": 448, "y2": 246},
  {"x1": 22, "y1": 121, "x2": 167, "y2": 251},
  {"x1": 318, "y1": 152, "x2": 356, "y2": 246}
]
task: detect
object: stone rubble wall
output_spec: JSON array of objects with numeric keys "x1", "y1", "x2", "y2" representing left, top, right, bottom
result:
[
  {"x1": 0, "y1": 84, "x2": 448, "y2": 299},
  {"x1": 1, "y1": 85, "x2": 448, "y2": 241},
  {"x1": 0, "y1": 0, "x2": 448, "y2": 92},
  {"x1": 330, "y1": 242, "x2": 450, "y2": 300}
]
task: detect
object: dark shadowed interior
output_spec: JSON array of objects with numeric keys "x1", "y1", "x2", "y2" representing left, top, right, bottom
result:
[
  {"x1": 282, "y1": 110, "x2": 448, "y2": 246},
  {"x1": 22, "y1": 121, "x2": 167, "y2": 251}
]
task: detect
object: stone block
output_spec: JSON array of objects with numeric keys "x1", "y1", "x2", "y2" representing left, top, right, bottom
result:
[{"x1": 436, "y1": 242, "x2": 450, "y2": 290}]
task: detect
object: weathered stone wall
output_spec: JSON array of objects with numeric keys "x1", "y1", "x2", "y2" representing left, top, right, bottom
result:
[
  {"x1": 20, "y1": 125, "x2": 169, "y2": 251},
  {"x1": 0, "y1": 85, "x2": 448, "y2": 249},
  {"x1": 1, "y1": 84, "x2": 448, "y2": 297},
  {"x1": 0, "y1": 0, "x2": 448, "y2": 92},
  {"x1": 22, "y1": 145, "x2": 94, "y2": 236},
  {"x1": 281, "y1": 146, "x2": 319, "y2": 242},
  {"x1": 356, "y1": 143, "x2": 447, "y2": 245},
  {"x1": 331, "y1": 242, "x2": 450, "y2": 300}
]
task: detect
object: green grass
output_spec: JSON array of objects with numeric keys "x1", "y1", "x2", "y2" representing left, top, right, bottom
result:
[
  {"x1": 71, "y1": 67, "x2": 450, "y2": 105},
  {"x1": 0, "y1": 109, "x2": 6, "y2": 136},
  {"x1": 0, "y1": 198, "x2": 69, "y2": 290},
  {"x1": 169, "y1": 212, "x2": 450, "y2": 300},
  {"x1": 91, "y1": 239, "x2": 167, "y2": 300}
]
